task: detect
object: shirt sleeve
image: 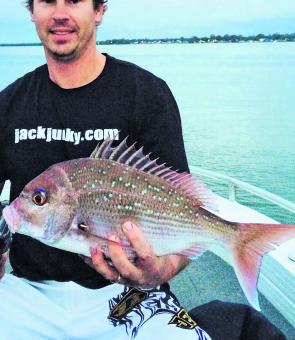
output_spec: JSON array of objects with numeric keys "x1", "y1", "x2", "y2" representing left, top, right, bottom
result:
[
  {"x1": 189, "y1": 300, "x2": 287, "y2": 340},
  {"x1": 132, "y1": 77, "x2": 189, "y2": 173}
]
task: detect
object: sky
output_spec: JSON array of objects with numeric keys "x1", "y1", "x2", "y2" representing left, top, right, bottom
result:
[{"x1": 0, "y1": 0, "x2": 295, "y2": 43}]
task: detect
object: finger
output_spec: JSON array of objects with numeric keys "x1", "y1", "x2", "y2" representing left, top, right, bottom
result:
[
  {"x1": 90, "y1": 248, "x2": 120, "y2": 282},
  {"x1": 0, "y1": 252, "x2": 8, "y2": 265},
  {"x1": 0, "y1": 252, "x2": 8, "y2": 279},
  {"x1": 122, "y1": 221, "x2": 155, "y2": 264},
  {"x1": 79, "y1": 254, "x2": 96, "y2": 269},
  {"x1": 117, "y1": 225, "x2": 163, "y2": 286},
  {"x1": 108, "y1": 234, "x2": 143, "y2": 283}
]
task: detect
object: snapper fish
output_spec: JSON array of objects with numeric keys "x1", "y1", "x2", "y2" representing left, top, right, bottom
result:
[{"x1": 3, "y1": 138, "x2": 295, "y2": 310}]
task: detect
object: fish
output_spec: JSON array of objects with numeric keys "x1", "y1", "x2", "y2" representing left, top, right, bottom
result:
[{"x1": 2, "y1": 137, "x2": 295, "y2": 310}]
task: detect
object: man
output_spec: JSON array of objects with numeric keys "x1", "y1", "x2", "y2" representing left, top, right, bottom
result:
[
  {"x1": 0, "y1": 1, "x2": 287, "y2": 339},
  {"x1": 0, "y1": 0, "x2": 210, "y2": 339}
]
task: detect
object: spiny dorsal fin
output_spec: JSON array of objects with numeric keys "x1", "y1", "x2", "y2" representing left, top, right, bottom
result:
[{"x1": 90, "y1": 137, "x2": 218, "y2": 212}]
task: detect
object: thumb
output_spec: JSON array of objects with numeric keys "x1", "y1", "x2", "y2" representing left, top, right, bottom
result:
[{"x1": 0, "y1": 252, "x2": 8, "y2": 279}]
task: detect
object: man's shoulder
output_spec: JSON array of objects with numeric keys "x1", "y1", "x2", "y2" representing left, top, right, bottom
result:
[
  {"x1": 106, "y1": 54, "x2": 166, "y2": 86},
  {"x1": 0, "y1": 64, "x2": 47, "y2": 100}
]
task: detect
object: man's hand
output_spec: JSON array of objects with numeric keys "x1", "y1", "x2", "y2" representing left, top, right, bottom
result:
[
  {"x1": 85, "y1": 221, "x2": 189, "y2": 288},
  {"x1": 0, "y1": 213, "x2": 11, "y2": 279},
  {"x1": 0, "y1": 251, "x2": 8, "y2": 279}
]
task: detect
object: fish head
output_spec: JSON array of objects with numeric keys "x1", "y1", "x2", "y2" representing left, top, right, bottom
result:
[{"x1": 3, "y1": 164, "x2": 77, "y2": 244}]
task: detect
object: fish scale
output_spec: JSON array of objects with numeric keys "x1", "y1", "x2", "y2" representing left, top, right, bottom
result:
[
  {"x1": 62, "y1": 158, "x2": 205, "y2": 244},
  {"x1": 64, "y1": 157, "x2": 211, "y2": 252}
]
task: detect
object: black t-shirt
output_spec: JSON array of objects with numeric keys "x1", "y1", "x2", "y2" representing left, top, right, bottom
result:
[
  {"x1": 0, "y1": 54, "x2": 189, "y2": 288},
  {"x1": 189, "y1": 300, "x2": 287, "y2": 340}
]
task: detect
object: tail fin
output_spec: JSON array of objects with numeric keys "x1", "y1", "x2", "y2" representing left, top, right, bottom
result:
[{"x1": 231, "y1": 223, "x2": 295, "y2": 311}]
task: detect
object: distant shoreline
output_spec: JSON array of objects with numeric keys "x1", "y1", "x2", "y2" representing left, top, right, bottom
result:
[{"x1": 1, "y1": 33, "x2": 295, "y2": 46}]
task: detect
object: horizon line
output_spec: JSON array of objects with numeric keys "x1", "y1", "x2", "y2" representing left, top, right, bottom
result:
[{"x1": 1, "y1": 32, "x2": 295, "y2": 46}]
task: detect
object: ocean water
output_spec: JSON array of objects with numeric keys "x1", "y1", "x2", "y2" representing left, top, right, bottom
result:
[{"x1": 1, "y1": 43, "x2": 295, "y2": 222}]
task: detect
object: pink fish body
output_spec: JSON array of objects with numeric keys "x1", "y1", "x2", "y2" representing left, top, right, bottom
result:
[{"x1": 3, "y1": 138, "x2": 295, "y2": 310}]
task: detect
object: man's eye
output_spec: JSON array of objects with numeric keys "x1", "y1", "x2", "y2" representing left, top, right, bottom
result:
[
  {"x1": 40, "y1": 0, "x2": 55, "y2": 4},
  {"x1": 39, "y1": 0, "x2": 81, "y2": 4}
]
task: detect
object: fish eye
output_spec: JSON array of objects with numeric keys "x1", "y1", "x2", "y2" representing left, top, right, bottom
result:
[{"x1": 32, "y1": 188, "x2": 48, "y2": 206}]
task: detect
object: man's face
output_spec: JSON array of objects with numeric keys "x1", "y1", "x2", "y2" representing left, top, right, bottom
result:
[{"x1": 31, "y1": 0, "x2": 104, "y2": 61}]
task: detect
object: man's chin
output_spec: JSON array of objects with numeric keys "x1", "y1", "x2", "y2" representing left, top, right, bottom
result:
[{"x1": 47, "y1": 47, "x2": 78, "y2": 62}]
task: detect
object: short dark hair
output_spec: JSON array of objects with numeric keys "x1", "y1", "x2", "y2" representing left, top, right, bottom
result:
[{"x1": 25, "y1": 0, "x2": 108, "y2": 12}]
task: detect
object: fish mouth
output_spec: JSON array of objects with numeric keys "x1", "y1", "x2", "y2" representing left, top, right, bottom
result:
[
  {"x1": 2, "y1": 206, "x2": 20, "y2": 233},
  {"x1": 2, "y1": 205, "x2": 51, "y2": 241}
]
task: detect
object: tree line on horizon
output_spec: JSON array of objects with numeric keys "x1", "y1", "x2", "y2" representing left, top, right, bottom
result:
[
  {"x1": 100, "y1": 33, "x2": 295, "y2": 45},
  {"x1": 1, "y1": 33, "x2": 294, "y2": 46}
]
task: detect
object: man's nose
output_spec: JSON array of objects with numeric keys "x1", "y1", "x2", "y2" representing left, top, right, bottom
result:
[{"x1": 52, "y1": 1, "x2": 70, "y2": 21}]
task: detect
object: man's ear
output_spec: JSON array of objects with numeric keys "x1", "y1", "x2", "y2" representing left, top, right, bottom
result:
[
  {"x1": 27, "y1": 1, "x2": 34, "y2": 20},
  {"x1": 95, "y1": 4, "x2": 105, "y2": 26},
  {"x1": 30, "y1": 10, "x2": 35, "y2": 22}
]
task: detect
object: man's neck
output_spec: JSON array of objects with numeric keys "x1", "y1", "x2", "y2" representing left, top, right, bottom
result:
[{"x1": 46, "y1": 48, "x2": 106, "y2": 89}]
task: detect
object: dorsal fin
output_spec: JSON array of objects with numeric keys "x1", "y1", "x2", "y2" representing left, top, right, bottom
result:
[{"x1": 90, "y1": 137, "x2": 218, "y2": 212}]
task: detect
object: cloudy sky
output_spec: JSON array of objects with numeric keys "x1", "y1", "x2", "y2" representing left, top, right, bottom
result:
[{"x1": 0, "y1": 0, "x2": 295, "y2": 43}]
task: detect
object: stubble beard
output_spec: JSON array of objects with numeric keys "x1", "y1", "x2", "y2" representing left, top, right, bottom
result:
[
  {"x1": 44, "y1": 27, "x2": 96, "y2": 63},
  {"x1": 46, "y1": 47, "x2": 79, "y2": 62}
]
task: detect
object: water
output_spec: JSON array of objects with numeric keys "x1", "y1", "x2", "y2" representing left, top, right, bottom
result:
[{"x1": 1, "y1": 43, "x2": 295, "y2": 223}]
